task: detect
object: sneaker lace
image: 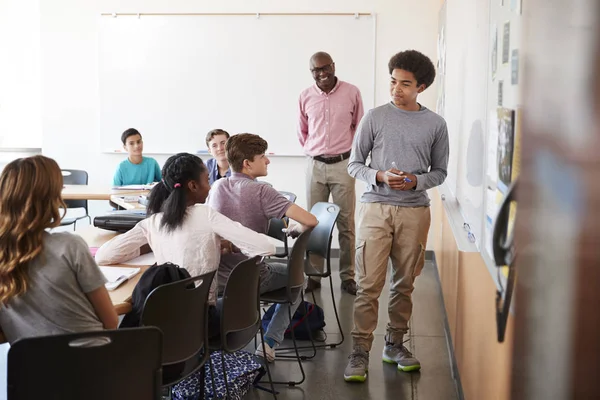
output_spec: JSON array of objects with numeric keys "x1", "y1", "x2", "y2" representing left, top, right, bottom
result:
[
  {"x1": 348, "y1": 351, "x2": 368, "y2": 367},
  {"x1": 399, "y1": 345, "x2": 414, "y2": 358}
]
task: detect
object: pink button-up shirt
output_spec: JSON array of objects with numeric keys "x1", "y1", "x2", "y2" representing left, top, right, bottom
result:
[{"x1": 298, "y1": 80, "x2": 364, "y2": 157}]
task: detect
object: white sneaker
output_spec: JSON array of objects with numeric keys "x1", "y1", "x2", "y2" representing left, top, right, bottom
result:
[{"x1": 255, "y1": 341, "x2": 276, "y2": 363}]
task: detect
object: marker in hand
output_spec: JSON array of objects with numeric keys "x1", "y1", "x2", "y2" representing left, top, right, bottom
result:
[{"x1": 390, "y1": 162, "x2": 412, "y2": 182}]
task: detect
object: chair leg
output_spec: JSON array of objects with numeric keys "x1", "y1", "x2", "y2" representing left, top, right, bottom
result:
[
  {"x1": 208, "y1": 354, "x2": 217, "y2": 398},
  {"x1": 259, "y1": 305, "x2": 306, "y2": 387},
  {"x1": 255, "y1": 325, "x2": 278, "y2": 399},
  {"x1": 276, "y1": 294, "x2": 317, "y2": 360},
  {"x1": 220, "y1": 350, "x2": 231, "y2": 400},
  {"x1": 278, "y1": 275, "x2": 345, "y2": 353}
]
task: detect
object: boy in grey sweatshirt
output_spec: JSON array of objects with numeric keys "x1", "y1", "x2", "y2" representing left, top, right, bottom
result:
[{"x1": 344, "y1": 50, "x2": 449, "y2": 383}]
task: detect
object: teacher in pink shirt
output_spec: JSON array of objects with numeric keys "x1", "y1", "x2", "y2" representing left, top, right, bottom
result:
[{"x1": 298, "y1": 51, "x2": 365, "y2": 295}]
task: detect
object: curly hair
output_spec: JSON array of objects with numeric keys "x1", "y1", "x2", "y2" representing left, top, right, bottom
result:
[
  {"x1": 225, "y1": 134, "x2": 268, "y2": 172},
  {"x1": 147, "y1": 153, "x2": 206, "y2": 232},
  {"x1": 0, "y1": 156, "x2": 66, "y2": 305},
  {"x1": 388, "y1": 50, "x2": 436, "y2": 89}
]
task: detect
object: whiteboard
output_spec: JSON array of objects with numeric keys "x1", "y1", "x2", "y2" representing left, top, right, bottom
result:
[{"x1": 97, "y1": 14, "x2": 376, "y2": 155}]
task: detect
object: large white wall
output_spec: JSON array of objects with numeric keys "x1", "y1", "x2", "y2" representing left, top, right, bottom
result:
[{"x1": 38, "y1": 0, "x2": 440, "y2": 248}]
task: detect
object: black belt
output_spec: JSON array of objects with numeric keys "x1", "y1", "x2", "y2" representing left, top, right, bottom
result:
[{"x1": 313, "y1": 151, "x2": 351, "y2": 164}]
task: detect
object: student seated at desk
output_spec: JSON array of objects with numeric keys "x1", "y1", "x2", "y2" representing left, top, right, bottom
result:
[
  {"x1": 207, "y1": 133, "x2": 318, "y2": 362},
  {"x1": 205, "y1": 128, "x2": 232, "y2": 185},
  {"x1": 96, "y1": 153, "x2": 275, "y2": 337},
  {"x1": 0, "y1": 156, "x2": 118, "y2": 344},
  {"x1": 113, "y1": 128, "x2": 162, "y2": 187}
]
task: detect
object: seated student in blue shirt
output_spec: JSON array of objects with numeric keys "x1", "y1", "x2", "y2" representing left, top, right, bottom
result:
[
  {"x1": 204, "y1": 129, "x2": 232, "y2": 185},
  {"x1": 113, "y1": 128, "x2": 162, "y2": 187}
]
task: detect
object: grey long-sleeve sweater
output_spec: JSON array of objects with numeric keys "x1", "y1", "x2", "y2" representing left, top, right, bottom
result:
[{"x1": 348, "y1": 102, "x2": 449, "y2": 207}]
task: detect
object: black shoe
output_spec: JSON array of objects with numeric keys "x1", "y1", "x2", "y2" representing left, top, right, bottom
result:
[
  {"x1": 305, "y1": 279, "x2": 322, "y2": 293},
  {"x1": 341, "y1": 279, "x2": 357, "y2": 295}
]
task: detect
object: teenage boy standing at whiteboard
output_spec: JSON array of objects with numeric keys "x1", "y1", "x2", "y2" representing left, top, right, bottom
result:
[
  {"x1": 343, "y1": 50, "x2": 449, "y2": 382},
  {"x1": 298, "y1": 51, "x2": 364, "y2": 295}
]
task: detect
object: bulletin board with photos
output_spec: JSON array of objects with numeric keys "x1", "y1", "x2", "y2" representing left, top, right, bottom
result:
[
  {"x1": 483, "y1": 0, "x2": 523, "y2": 282},
  {"x1": 435, "y1": 0, "x2": 523, "y2": 287}
]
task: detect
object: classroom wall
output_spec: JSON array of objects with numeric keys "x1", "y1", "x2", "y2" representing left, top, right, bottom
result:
[
  {"x1": 37, "y1": 0, "x2": 441, "y2": 249},
  {"x1": 431, "y1": 188, "x2": 514, "y2": 400}
]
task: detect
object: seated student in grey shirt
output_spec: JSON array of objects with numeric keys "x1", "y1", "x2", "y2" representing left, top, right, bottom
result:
[
  {"x1": 207, "y1": 133, "x2": 318, "y2": 363},
  {"x1": 0, "y1": 156, "x2": 118, "y2": 344}
]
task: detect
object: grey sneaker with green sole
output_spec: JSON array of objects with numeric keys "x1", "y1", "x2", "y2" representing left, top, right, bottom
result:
[
  {"x1": 344, "y1": 347, "x2": 369, "y2": 382},
  {"x1": 382, "y1": 343, "x2": 421, "y2": 372}
]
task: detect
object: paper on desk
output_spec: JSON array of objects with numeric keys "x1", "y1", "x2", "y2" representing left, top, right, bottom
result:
[
  {"x1": 114, "y1": 184, "x2": 155, "y2": 190},
  {"x1": 99, "y1": 266, "x2": 141, "y2": 291},
  {"x1": 123, "y1": 252, "x2": 156, "y2": 266}
]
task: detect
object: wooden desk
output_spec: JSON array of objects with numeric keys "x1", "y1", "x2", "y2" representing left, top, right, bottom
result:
[
  {"x1": 62, "y1": 185, "x2": 150, "y2": 201},
  {"x1": 110, "y1": 194, "x2": 147, "y2": 210},
  {"x1": 78, "y1": 226, "x2": 148, "y2": 314}
]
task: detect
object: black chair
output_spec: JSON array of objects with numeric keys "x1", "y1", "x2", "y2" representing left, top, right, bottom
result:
[
  {"x1": 141, "y1": 271, "x2": 216, "y2": 395},
  {"x1": 7, "y1": 327, "x2": 163, "y2": 400},
  {"x1": 61, "y1": 169, "x2": 91, "y2": 230},
  {"x1": 209, "y1": 257, "x2": 277, "y2": 399},
  {"x1": 260, "y1": 227, "x2": 316, "y2": 387},
  {"x1": 303, "y1": 202, "x2": 344, "y2": 350},
  {"x1": 267, "y1": 191, "x2": 297, "y2": 258}
]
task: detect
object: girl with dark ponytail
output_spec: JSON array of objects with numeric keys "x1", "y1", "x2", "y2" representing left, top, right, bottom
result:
[{"x1": 97, "y1": 153, "x2": 275, "y2": 309}]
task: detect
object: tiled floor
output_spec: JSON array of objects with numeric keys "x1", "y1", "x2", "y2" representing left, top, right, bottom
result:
[{"x1": 244, "y1": 260, "x2": 459, "y2": 400}]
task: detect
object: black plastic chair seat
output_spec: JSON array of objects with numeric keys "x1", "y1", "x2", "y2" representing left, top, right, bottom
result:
[
  {"x1": 303, "y1": 260, "x2": 330, "y2": 278},
  {"x1": 260, "y1": 286, "x2": 303, "y2": 304},
  {"x1": 162, "y1": 348, "x2": 206, "y2": 385}
]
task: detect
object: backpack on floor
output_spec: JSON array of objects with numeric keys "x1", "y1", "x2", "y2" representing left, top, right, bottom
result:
[
  {"x1": 172, "y1": 350, "x2": 265, "y2": 400},
  {"x1": 261, "y1": 300, "x2": 326, "y2": 341}
]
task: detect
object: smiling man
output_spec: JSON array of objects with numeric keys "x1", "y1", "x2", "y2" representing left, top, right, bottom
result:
[
  {"x1": 298, "y1": 51, "x2": 364, "y2": 295},
  {"x1": 343, "y1": 50, "x2": 449, "y2": 382}
]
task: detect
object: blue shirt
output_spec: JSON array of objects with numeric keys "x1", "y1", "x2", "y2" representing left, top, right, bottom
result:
[
  {"x1": 206, "y1": 158, "x2": 231, "y2": 186},
  {"x1": 113, "y1": 156, "x2": 162, "y2": 187}
]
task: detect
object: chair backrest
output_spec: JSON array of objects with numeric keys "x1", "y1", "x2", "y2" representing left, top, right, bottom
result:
[
  {"x1": 220, "y1": 256, "x2": 261, "y2": 352},
  {"x1": 286, "y1": 227, "x2": 315, "y2": 297},
  {"x1": 307, "y1": 202, "x2": 341, "y2": 259},
  {"x1": 7, "y1": 327, "x2": 162, "y2": 400},
  {"x1": 141, "y1": 271, "x2": 215, "y2": 365},
  {"x1": 278, "y1": 191, "x2": 297, "y2": 203},
  {"x1": 267, "y1": 217, "x2": 288, "y2": 243},
  {"x1": 62, "y1": 169, "x2": 89, "y2": 211}
]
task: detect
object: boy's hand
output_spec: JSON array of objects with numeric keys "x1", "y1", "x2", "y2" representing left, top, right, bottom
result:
[
  {"x1": 283, "y1": 222, "x2": 305, "y2": 238},
  {"x1": 382, "y1": 168, "x2": 406, "y2": 190},
  {"x1": 397, "y1": 172, "x2": 417, "y2": 191}
]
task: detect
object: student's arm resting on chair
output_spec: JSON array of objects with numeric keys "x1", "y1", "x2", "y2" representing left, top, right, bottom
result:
[
  {"x1": 86, "y1": 287, "x2": 119, "y2": 329},
  {"x1": 209, "y1": 208, "x2": 276, "y2": 256},
  {"x1": 95, "y1": 222, "x2": 147, "y2": 265},
  {"x1": 285, "y1": 204, "x2": 318, "y2": 236}
]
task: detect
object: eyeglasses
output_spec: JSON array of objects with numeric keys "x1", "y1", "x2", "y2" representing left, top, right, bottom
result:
[{"x1": 311, "y1": 64, "x2": 333, "y2": 74}]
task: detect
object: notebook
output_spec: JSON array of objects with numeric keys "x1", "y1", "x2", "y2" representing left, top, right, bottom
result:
[{"x1": 99, "y1": 266, "x2": 141, "y2": 291}]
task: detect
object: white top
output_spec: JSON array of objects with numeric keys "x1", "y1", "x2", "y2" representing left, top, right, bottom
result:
[{"x1": 95, "y1": 204, "x2": 276, "y2": 304}]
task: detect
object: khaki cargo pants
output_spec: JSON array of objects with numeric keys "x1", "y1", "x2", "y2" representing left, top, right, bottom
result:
[
  {"x1": 306, "y1": 157, "x2": 355, "y2": 282},
  {"x1": 351, "y1": 203, "x2": 431, "y2": 351}
]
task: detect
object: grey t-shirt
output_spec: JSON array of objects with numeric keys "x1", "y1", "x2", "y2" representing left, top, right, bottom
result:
[
  {"x1": 0, "y1": 232, "x2": 106, "y2": 344},
  {"x1": 207, "y1": 172, "x2": 292, "y2": 286},
  {"x1": 348, "y1": 102, "x2": 449, "y2": 206}
]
